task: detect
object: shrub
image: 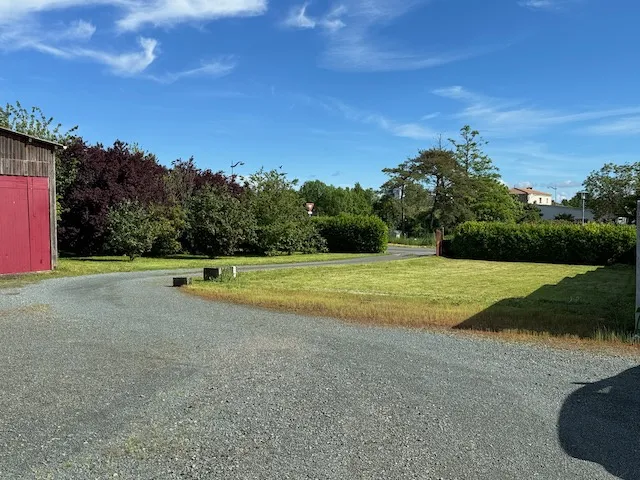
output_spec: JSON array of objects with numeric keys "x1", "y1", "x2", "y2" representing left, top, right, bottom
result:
[
  {"x1": 313, "y1": 214, "x2": 388, "y2": 253},
  {"x1": 449, "y1": 221, "x2": 635, "y2": 265},
  {"x1": 149, "y1": 205, "x2": 186, "y2": 256},
  {"x1": 185, "y1": 187, "x2": 256, "y2": 257},
  {"x1": 246, "y1": 168, "x2": 325, "y2": 255},
  {"x1": 255, "y1": 221, "x2": 328, "y2": 256},
  {"x1": 105, "y1": 200, "x2": 156, "y2": 260}
]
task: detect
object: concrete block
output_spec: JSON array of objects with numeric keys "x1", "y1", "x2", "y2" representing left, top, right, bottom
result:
[
  {"x1": 173, "y1": 277, "x2": 192, "y2": 287},
  {"x1": 204, "y1": 266, "x2": 237, "y2": 281},
  {"x1": 204, "y1": 267, "x2": 223, "y2": 281}
]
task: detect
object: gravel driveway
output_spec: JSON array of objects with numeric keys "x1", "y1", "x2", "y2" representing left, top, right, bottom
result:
[{"x1": 1, "y1": 260, "x2": 638, "y2": 479}]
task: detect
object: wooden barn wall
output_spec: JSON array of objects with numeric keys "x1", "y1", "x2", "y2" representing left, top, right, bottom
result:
[
  {"x1": 0, "y1": 131, "x2": 58, "y2": 268},
  {"x1": 0, "y1": 134, "x2": 53, "y2": 177}
]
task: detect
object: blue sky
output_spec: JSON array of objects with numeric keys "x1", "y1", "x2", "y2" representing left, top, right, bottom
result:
[{"x1": 1, "y1": 0, "x2": 639, "y2": 200}]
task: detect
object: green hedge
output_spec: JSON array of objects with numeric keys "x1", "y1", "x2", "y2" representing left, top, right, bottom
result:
[
  {"x1": 449, "y1": 221, "x2": 635, "y2": 265},
  {"x1": 313, "y1": 214, "x2": 388, "y2": 253}
]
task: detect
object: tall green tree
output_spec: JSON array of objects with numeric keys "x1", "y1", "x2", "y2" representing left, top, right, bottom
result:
[
  {"x1": 0, "y1": 101, "x2": 77, "y2": 143},
  {"x1": 449, "y1": 125, "x2": 517, "y2": 222},
  {"x1": 406, "y1": 147, "x2": 472, "y2": 230},
  {"x1": 381, "y1": 162, "x2": 413, "y2": 235},
  {"x1": 561, "y1": 193, "x2": 586, "y2": 208},
  {"x1": 185, "y1": 186, "x2": 256, "y2": 257},
  {"x1": 449, "y1": 125, "x2": 497, "y2": 178},
  {"x1": 105, "y1": 200, "x2": 157, "y2": 261},
  {"x1": 583, "y1": 162, "x2": 640, "y2": 220},
  {"x1": 472, "y1": 180, "x2": 520, "y2": 223},
  {"x1": 248, "y1": 169, "x2": 326, "y2": 254},
  {"x1": 299, "y1": 180, "x2": 375, "y2": 217}
]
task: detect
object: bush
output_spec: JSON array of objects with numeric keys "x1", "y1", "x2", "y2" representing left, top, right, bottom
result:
[
  {"x1": 449, "y1": 221, "x2": 635, "y2": 265},
  {"x1": 185, "y1": 187, "x2": 256, "y2": 257},
  {"x1": 149, "y1": 205, "x2": 186, "y2": 256},
  {"x1": 105, "y1": 200, "x2": 156, "y2": 260},
  {"x1": 313, "y1": 214, "x2": 388, "y2": 253},
  {"x1": 255, "y1": 221, "x2": 328, "y2": 256}
]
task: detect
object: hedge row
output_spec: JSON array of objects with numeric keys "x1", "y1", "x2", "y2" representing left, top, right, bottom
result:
[
  {"x1": 313, "y1": 214, "x2": 388, "y2": 253},
  {"x1": 449, "y1": 221, "x2": 635, "y2": 265}
]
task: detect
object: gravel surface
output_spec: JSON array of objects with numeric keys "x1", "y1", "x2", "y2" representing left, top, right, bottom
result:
[{"x1": 1, "y1": 255, "x2": 638, "y2": 479}]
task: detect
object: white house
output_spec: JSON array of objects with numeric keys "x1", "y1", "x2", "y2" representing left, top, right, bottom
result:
[{"x1": 509, "y1": 187, "x2": 553, "y2": 206}]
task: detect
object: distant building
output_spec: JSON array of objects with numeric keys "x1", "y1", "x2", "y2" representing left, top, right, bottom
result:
[
  {"x1": 509, "y1": 187, "x2": 553, "y2": 206},
  {"x1": 538, "y1": 204, "x2": 595, "y2": 223}
]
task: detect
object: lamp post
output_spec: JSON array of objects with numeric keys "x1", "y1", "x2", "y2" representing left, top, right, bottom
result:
[
  {"x1": 580, "y1": 191, "x2": 586, "y2": 224},
  {"x1": 230, "y1": 161, "x2": 244, "y2": 176}
]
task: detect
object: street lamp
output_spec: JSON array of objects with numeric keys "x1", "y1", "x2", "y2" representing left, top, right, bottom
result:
[
  {"x1": 577, "y1": 191, "x2": 587, "y2": 224},
  {"x1": 230, "y1": 161, "x2": 244, "y2": 176}
]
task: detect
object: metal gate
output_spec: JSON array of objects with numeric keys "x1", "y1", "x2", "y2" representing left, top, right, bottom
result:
[{"x1": 0, "y1": 175, "x2": 51, "y2": 274}]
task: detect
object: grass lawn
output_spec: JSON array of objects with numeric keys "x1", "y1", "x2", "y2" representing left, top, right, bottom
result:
[
  {"x1": 188, "y1": 256, "x2": 636, "y2": 347},
  {"x1": 0, "y1": 253, "x2": 377, "y2": 288}
]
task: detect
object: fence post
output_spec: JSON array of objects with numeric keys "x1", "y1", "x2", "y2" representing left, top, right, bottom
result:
[{"x1": 635, "y1": 200, "x2": 640, "y2": 335}]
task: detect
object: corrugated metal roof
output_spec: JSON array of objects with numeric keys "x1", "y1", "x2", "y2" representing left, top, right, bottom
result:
[
  {"x1": 538, "y1": 205, "x2": 595, "y2": 221},
  {"x1": 0, "y1": 125, "x2": 64, "y2": 148}
]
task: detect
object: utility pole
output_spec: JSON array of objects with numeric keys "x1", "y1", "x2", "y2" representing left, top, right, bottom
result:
[
  {"x1": 550, "y1": 186, "x2": 558, "y2": 204},
  {"x1": 636, "y1": 200, "x2": 640, "y2": 334}
]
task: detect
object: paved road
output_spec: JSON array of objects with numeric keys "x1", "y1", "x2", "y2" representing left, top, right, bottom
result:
[{"x1": 1, "y1": 252, "x2": 639, "y2": 479}]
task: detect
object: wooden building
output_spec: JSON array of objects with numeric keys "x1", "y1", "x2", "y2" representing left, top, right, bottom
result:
[{"x1": 0, "y1": 126, "x2": 61, "y2": 275}]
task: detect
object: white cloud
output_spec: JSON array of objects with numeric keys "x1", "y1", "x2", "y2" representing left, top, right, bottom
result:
[
  {"x1": 434, "y1": 86, "x2": 640, "y2": 136},
  {"x1": 328, "y1": 98, "x2": 438, "y2": 140},
  {"x1": 147, "y1": 58, "x2": 236, "y2": 83},
  {"x1": 547, "y1": 180, "x2": 583, "y2": 188},
  {"x1": 283, "y1": 3, "x2": 317, "y2": 29},
  {"x1": 421, "y1": 112, "x2": 440, "y2": 121},
  {"x1": 582, "y1": 117, "x2": 640, "y2": 136},
  {"x1": 284, "y1": 0, "x2": 490, "y2": 72},
  {"x1": 283, "y1": 2, "x2": 346, "y2": 31},
  {"x1": 117, "y1": 0, "x2": 267, "y2": 31},
  {"x1": 519, "y1": 0, "x2": 556, "y2": 9},
  {"x1": 0, "y1": 0, "x2": 268, "y2": 31},
  {"x1": 0, "y1": 5, "x2": 240, "y2": 80},
  {"x1": 58, "y1": 19, "x2": 97, "y2": 41},
  {"x1": 0, "y1": 0, "x2": 134, "y2": 26},
  {"x1": 31, "y1": 36, "x2": 158, "y2": 75},
  {"x1": 518, "y1": 0, "x2": 584, "y2": 11}
]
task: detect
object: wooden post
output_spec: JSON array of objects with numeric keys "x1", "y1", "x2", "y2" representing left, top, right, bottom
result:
[
  {"x1": 635, "y1": 201, "x2": 640, "y2": 333},
  {"x1": 435, "y1": 229, "x2": 444, "y2": 257}
]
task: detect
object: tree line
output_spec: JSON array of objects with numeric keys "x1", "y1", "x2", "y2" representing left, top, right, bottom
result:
[
  {"x1": 0, "y1": 102, "x2": 382, "y2": 259},
  {"x1": 2, "y1": 101, "x2": 637, "y2": 260}
]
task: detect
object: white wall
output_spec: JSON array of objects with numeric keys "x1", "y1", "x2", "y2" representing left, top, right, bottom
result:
[{"x1": 528, "y1": 194, "x2": 552, "y2": 205}]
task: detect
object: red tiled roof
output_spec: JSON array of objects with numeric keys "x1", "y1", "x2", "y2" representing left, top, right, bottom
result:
[{"x1": 509, "y1": 187, "x2": 552, "y2": 196}]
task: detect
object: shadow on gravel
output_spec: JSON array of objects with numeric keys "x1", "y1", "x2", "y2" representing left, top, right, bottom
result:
[
  {"x1": 558, "y1": 366, "x2": 640, "y2": 479},
  {"x1": 453, "y1": 265, "x2": 634, "y2": 339}
]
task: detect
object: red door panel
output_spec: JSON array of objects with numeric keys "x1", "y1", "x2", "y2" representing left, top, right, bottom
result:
[
  {"x1": 0, "y1": 175, "x2": 51, "y2": 274},
  {"x1": 28, "y1": 177, "x2": 51, "y2": 272},
  {"x1": 0, "y1": 176, "x2": 31, "y2": 274}
]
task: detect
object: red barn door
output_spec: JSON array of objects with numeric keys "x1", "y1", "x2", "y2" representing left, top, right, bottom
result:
[
  {"x1": 0, "y1": 176, "x2": 51, "y2": 274},
  {"x1": 28, "y1": 177, "x2": 52, "y2": 272}
]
